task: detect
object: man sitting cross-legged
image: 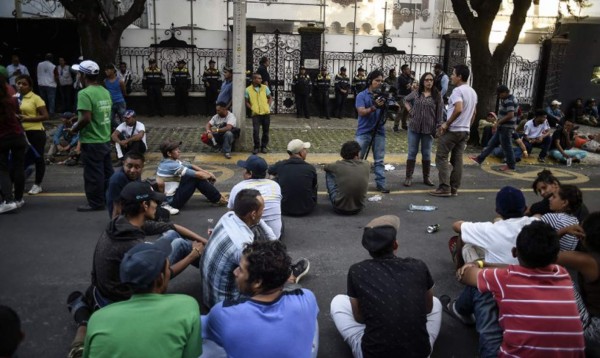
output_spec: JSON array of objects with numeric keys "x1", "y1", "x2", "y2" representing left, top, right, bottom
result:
[
  {"x1": 331, "y1": 215, "x2": 442, "y2": 358},
  {"x1": 201, "y1": 189, "x2": 308, "y2": 309},
  {"x1": 83, "y1": 240, "x2": 202, "y2": 358},
  {"x1": 202, "y1": 240, "x2": 319, "y2": 358},
  {"x1": 203, "y1": 102, "x2": 239, "y2": 159},
  {"x1": 453, "y1": 221, "x2": 585, "y2": 357},
  {"x1": 323, "y1": 140, "x2": 370, "y2": 215},
  {"x1": 444, "y1": 186, "x2": 538, "y2": 357}
]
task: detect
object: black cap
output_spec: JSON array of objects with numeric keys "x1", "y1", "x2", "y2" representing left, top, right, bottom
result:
[
  {"x1": 340, "y1": 66, "x2": 346, "y2": 71},
  {"x1": 209, "y1": 59, "x2": 216, "y2": 64},
  {"x1": 177, "y1": 59, "x2": 186, "y2": 65},
  {"x1": 361, "y1": 215, "x2": 400, "y2": 252},
  {"x1": 149, "y1": 58, "x2": 157, "y2": 64},
  {"x1": 357, "y1": 67, "x2": 365, "y2": 72},
  {"x1": 120, "y1": 182, "x2": 166, "y2": 204},
  {"x1": 237, "y1": 155, "x2": 268, "y2": 175}
]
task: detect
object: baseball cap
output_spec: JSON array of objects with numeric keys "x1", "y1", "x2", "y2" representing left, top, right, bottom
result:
[
  {"x1": 71, "y1": 60, "x2": 100, "y2": 75},
  {"x1": 119, "y1": 181, "x2": 166, "y2": 204},
  {"x1": 362, "y1": 215, "x2": 400, "y2": 252},
  {"x1": 551, "y1": 100, "x2": 562, "y2": 106},
  {"x1": 120, "y1": 240, "x2": 172, "y2": 289},
  {"x1": 237, "y1": 155, "x2": 268, "y2": 175},
  {"x1": 124, "y1": 109, "x2": 136, "y2": 118},
  {"x1": 209, "y1": 59, "x2": 216, "y2": 64},
  {"x1": 159, "y1": 140, "x2": 182, "y2": 156},
  {"x1": 340, "y1": 66, "x2": 347, "y2": 71},
  {"x1": 357, "y1": 67, "x2": 365, "y2": 72},
  {"x1": 287, "y1": 139, "x2": 311, "y2": 154},
  {"x1": 496, "y1": 186, "x2": 526, "y2": 219}
]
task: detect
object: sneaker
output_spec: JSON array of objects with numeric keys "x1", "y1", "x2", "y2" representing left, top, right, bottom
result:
[
  {"x1": 468, "y1": 155, "x2": 481, "y2": 165},
  {"x1": 15, "y1": 199, "x2": 25, "y2": 208},
  {"x1": 28, "y1": 184, "x2": 43, "y2": 195},
  {"x1": 212, "y1": 196, "x2": 229, "y2": 207},
  {"x1": 67, "y1": 291, "x2": 91, "y2": 326},
  {"x1": 376, "y1": 186, "x2": 390, "y2": 194},
  {"x1": 0, "y1": 201, "x2": 18, "y2": 214},
  {"x1": 291, "y1": 258, "x2": 310, "y2": 284},
  {"x1": 429, "y1": 188, "x2": 451, "y2": 197},
  {"x1": 451, "y1": 188, "x2": 458, "y2": 197},
  {"x1": 161, "y1": 203, "x2": 180, "y2": 215},
  {"x1": 440, "y1": 295, "x2": 476, "y2": 326},
  {"x1": 393, "y1": 126, "x2": 400, "y2": 132},
  {"x1": 537, "y1": 157, "x2": 545, "y2": 163},
  {"x1": 252, "y1": 148, "x2": 259, "y2": 155},
  {"x1": 224, "y1": 153, "x2": 232, "y2": 159},
  {"x1": 261, "y1": 147, "x2": 269, "y2": 154}
]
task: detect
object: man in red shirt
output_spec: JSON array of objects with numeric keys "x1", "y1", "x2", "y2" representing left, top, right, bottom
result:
[{"x1": 454, "y1": 221, "x2": 585, "y2": 357}]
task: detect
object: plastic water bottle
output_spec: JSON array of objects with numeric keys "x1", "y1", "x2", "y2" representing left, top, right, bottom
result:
[{"x1": 409, "y1": 204, "x2": 437, "y2": 211}]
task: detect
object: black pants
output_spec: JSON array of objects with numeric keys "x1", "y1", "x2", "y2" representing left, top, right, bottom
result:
[
  {"x1": 252, "y1": 115, "x2": 270, "y2": 150},
  {"x1": 206, "y1": 90, "x2": 218, "y2": 115},
  {"x1": 117, "y1": 133, "x2": 147, "y2": 156},
  {"x1": 174, "y1": 88, "x2": 189, "y2": 116},
  {"x1": 146, "y1": 86, "x2": 163, "y2": 116},
  {"x1": 334, "y1": 92, "x2": 348, "y2": 118},
  {"x1": 59, "y1": 85, "x2": 74, "y2": 112},
  {"x1": 0, "y1": 134, "x2": 27, "y2": 202},
  {"x1": 316, "y1": 92, "x2": 329, "y2": 118},
  {"x1": 81, "y1": 142, "x2": 114, "y2": 208},
  {"x1": 25, "y1": 130, "x2": 46, "y2": 185},
  {"x1": 295, "y1": 94, "x2": 310, "y2": 118}
]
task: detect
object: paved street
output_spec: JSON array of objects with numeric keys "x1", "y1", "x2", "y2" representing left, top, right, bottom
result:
[
  {"x1": 1, "y1": 145, "x2": 599, "y2": 357},
  {"x1": 4, "y1": 113, "x2": 600, "y2": 357}
]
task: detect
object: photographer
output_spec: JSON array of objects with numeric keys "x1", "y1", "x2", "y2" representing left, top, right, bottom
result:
[{"x1": 355, "y1": 70, "x2": 389, "y2": 193}]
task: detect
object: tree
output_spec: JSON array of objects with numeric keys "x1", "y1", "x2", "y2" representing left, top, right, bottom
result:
[
  {"x1": 451, "y1": 0, "x2": 532, "y2": 142},
  {"x1": 60, "y1": 0, "x2": 147, "y2": 68}
]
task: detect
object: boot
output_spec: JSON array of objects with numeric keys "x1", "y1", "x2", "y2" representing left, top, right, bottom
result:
[
  {"x1": 404, "y1": 159, "x2": 416, "y2": 187},
  {"x1": 422, "y1": 160, "x2": 435, "y2": 186}
]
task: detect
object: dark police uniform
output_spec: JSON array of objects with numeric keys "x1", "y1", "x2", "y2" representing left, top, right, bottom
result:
[
  {"x1": 171, "y1": 61, "x2": 191, "y2": 116},
  {"x1": 142, "y1": 61, "x2": 165, "y2": 117},
  {"x1": 334, "y1": 68, "x2": 351, "y2": 119},
  {"x1": 352, "y1": 69, "x2": 367, "y2": 117},
  {"x1": 292, "y1": 67, "x2": 312, "y2": 119},
  {"x1": 202, "y1": 62, "x2": 221, "y2": 116},
  {"x1": 315, "y1": 69, "x2": 331, "y2": 119},
  {"x1": 396, "y1": 72, "x2": 414, "y2": 131}
]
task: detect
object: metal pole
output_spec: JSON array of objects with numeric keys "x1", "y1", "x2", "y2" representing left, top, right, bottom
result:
[
  {"x1": 409, "y1": 1, "x2": 416, "y2": 67},
  {"x1": 190, "y1": 0, "x2": 195, "y2": 89},
  {"x1": 232, "y1": 0, "x2": 247, "y2": 149},
  {"x1": 226, "y1": 0, "x2": 230, "y2": 65},
  {"x1": 152, "y1": 0, "x2": 158, "y2": 59},
  {"x1": 14, "y1": 0, "x2": 22, "y2": 17},
  {"x1": 351, "y1": 0, "x2": 357, "y2": 75},
  {"x1": 438, "y1": 0, "x2": 446, "y2": 58}
]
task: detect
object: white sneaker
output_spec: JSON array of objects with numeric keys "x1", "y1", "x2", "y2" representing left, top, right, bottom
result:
[
  {"x1": 0, "y1": 201, "x2": 18, "y2": 214},
  {"x1": 15, "y1": 199, "x2": 25, "y2": 208},
  {"x1": 161, "y1": 203, "x2": 179, "y2": 215},
  {"x1": 28, "y1": 184, "x2": 43, "y2": 195}
]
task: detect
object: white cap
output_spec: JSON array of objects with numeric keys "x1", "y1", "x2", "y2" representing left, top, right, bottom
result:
[
  {"x1": 551, "y1": 99, "x2": 562, "y2": 106},
  {"x1": 287, "y1": 139, "x2": 311, "y2": 154},
  {"x1": 71, "y1": 60, "x2": 100, "y2": 75}
]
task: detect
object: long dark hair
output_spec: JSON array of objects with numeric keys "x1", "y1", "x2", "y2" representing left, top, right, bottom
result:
[{"x1": 418, "y1": 72, "x2": 441, "y2": 111}]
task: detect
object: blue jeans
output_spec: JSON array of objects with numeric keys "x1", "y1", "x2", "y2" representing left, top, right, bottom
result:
[
  {"x1": 455, "y1": 286, "x2": 502, "y2": 358},
  {"x1": 549, "y1": 149, "x2": 588, "y2": 163},
  {"x1": 156, "y1": 230, "x2": 196, "y2": 268},
  {"x1": 477, "y1": 126, "x2": 516, "y2": 169},
  {"x1": 110, "y1": 101, "x2": 126, "y2": 129},
  {"x1": 39, "y1": 86, "x2": 57, "y2": 115},
  {"x1": 491, "y1": 146, "x2": 523, "y2": 162},
  {"x1": 356, "y1": 133, "x2": 386, "y2": 189},
  {"x1": 325, "y1": 172, "x2": 338, "y2": 205},
  {"x1": 407, "y1": 129, "x2": 434, "y2": 161},
  {"x1": 214, "y1": 131, "x2": 235, "y2": 153},
  {"x1": 169, "y1": 175, "x2": 222, "y2": 209},
  {"x1": 524, "y1": 136, "x2": 552, "y2": 159}
]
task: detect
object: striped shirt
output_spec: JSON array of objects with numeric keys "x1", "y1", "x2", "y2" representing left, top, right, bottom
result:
[
  {"x1": 405, "y1": 90, "x2": 443, "y2": 135},
  {"x1": 499, "y1": 94, "x2": 518, "y2": 127},
  {"x1": 541, "y1": 213, "x2": 580, "y2": 251},
  {"x1": 478, "y1": 265, "x2": 585, "y2": 357},
  {"x1": 156, "y1": 159, "x2": 196, "y2": 197}
]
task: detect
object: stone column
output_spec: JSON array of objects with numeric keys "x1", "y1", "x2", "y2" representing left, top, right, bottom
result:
[
  {"x1": 298, "y1": 26, "x2": 324, "y2": 78},
  {"x1": 536, "y1": 36, "x2": 569, "y2": 108},
  {"x1": 442, "y1": 32, "x2": 468, "y2": 75}
]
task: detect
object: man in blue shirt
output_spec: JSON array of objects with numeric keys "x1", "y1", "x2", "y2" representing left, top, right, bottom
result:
[
  {"x1": 216, "y1": 66, "x2": 233, "y2": 109},
  {"x1": 355, "y1": 70, "x2": 388, "y2": 193}
]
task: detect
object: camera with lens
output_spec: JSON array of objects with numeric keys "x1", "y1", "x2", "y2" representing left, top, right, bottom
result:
[{"x1": 372, "y1": 83, "x2": 400, "y2": 119}]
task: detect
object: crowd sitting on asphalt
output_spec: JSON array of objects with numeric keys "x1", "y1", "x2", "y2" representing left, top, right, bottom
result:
[{"x1": 3, "y1": 59, "x2": 600, "y2": 357}]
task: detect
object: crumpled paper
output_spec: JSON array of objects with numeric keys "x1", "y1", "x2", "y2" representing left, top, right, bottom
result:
[
  {"x1": 368, "y1": 195, "x2": 382, "y2": 202},
  {"x1": 384, "y1": 164, "x2": 395, "y2": 171}
]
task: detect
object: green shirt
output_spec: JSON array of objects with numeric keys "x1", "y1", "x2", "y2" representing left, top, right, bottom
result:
[
  {"x1": 83, "y1": 293, "x2": 202, "y2": 358},
  {"x1": 77, "y1": 85, "x2": 112, "y2": 143}
]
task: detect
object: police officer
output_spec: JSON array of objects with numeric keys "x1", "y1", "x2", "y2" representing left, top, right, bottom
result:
[
  {"x1": 202, "y1": 59, "x2": 221, "y2": 116},
  {"x1": 292, "y1": 66, "x2": 312, "y2": 119},
  {"x1": 334, "y1": 66, "x2": 351, "y2": 119},
  {"x1": 171, "y1": 59, "x2": 191, "y2": 116},
  {"x1": 352, "y1": 67, "x2": 367, "y2": 117},
  {"x1": 396, "y1": 64, "x2": 414, "y2": 131},
  {"x1": 315, "y1": 66, "x2": 331, "y2": 119},
  {"x1": 142, "y1": 58, "x2": 165, "y2": 117}
]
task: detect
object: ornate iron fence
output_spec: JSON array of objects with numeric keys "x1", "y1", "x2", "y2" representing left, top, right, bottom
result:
[
  {"x1": 119, "y1": 47, "x2": 232, "y2": 92},
  {"x1": 323, "y1": 52, "x2": 443, "y2": 82}
]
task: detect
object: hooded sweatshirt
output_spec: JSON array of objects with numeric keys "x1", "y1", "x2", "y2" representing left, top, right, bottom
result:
[{"x1": 91, "y1": 216, "x2": 175, "y2": 302}]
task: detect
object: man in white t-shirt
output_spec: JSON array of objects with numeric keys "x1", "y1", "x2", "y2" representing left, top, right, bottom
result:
[
  {"x1": 443, "y1": 186, "x2": 539, "y2": 358},
  {"x1": 228, "y1": 155, "x2": 283, "y2": 239},
  {"x1": 523, "y1": 109, "x2": 552, "y2": 162},
  {"x1": 7, "y1": 54, "x2": 30, "y2": 87},
  {"x1": 37, "y1": 53, "x2": 58, "y2": 115},
  {"x1": 111, "y1": 110, "x2": 147, "y2": 159},
  {"x1": 430, "y1": 64, "x2": 477, "y2": 197},
  {"x1": 204, "y1": 102, "x2": 238, "y2": 159}
]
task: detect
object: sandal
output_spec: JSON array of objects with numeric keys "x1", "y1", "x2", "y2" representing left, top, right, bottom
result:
[{"x1": 440, "y1": 295, "x2": 476, "y2": 326}]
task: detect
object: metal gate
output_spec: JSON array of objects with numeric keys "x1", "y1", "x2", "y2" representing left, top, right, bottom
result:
[{"x1": 252, "y1": 30, "x2": 301, "y2": 114}]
